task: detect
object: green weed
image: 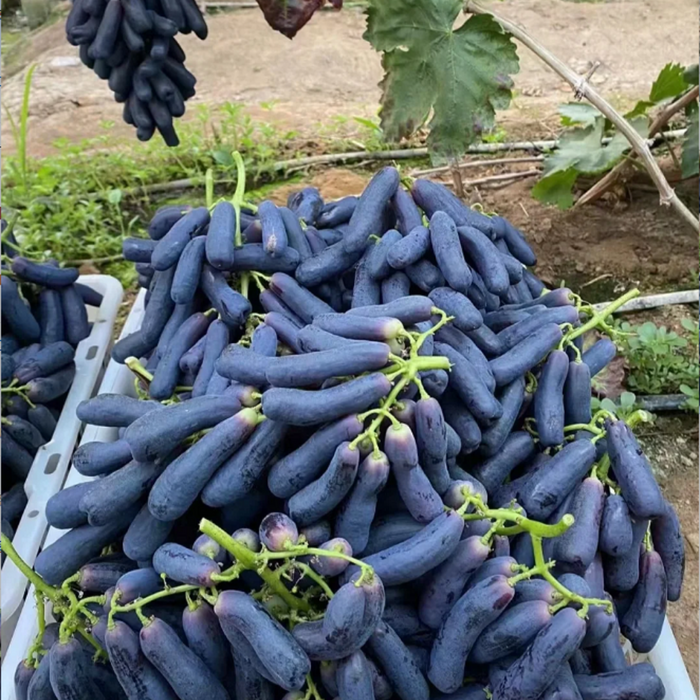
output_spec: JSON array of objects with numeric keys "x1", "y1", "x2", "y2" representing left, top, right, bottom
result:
[{"x1": 615, "y1": 318, "x2": 699, "y2": 409}]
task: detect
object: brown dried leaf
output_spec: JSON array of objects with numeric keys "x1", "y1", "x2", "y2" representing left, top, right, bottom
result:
[
  {"x1": 255, "y1": 0, "x2": 340, "y2": 39},
  {"x1": 592, "y1": 355, "x2": 628, "y2": 399}
]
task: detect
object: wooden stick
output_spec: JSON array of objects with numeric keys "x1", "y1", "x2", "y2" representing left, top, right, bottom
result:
[
  {"x1": 577, "y1": 86, "x2": 699, "y2": 208},
  {"x1": 410, "y1": 155, "x2": 544, "y2": 177},
  {"x1": 443, "y1": 169, "x2": 541, "y2": 189},
  {"x1": 464, "y1": 1, "x2": 699, "y2": 231}
]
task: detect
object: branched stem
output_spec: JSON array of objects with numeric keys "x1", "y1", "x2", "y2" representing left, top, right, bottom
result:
[{"x1": 200, "y1": 519, "x2": 311, "y2": 612}]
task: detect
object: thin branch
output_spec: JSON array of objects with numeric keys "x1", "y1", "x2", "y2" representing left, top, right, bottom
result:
[
  {"x1": 464, "y1": 1, "x2": 699, "y2": 231},
  {"x1": 410, "y1": 155, "x2": 543, "y2": 177},
  {"x1": 577, "y1": 86, "x2": 699, "y2": 207},
  {"x1": 443, "y1": 169, "x2": 541, "y2": 189}
]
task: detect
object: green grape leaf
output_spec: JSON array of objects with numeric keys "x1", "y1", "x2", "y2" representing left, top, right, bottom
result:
[
  {"x1": 558, "y1": 103, "x2": 600, "y2": 127},
  {"x1": 364, "y1": 0, "x2": 519, "y2": 160},
  {"x1": 681, "y1": 107, "x2": 699, "y2": 178},
  {"x1": 531, "y1": 168, "x2": 579, "y2": 209},
  {"x1": 533, "y1": 117, "x2": 648, "y2": 209},
  {"x1": 649, "y1": 63, "x2": 688, "y2": 103}
]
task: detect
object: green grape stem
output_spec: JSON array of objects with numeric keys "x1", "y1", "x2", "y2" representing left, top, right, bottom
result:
[
  {"x1": 200, "y1": 518, "x2": 311, "y2": 612},
  {"x1": 564, "y1": 288, "x2": 640, "y2": 343}
]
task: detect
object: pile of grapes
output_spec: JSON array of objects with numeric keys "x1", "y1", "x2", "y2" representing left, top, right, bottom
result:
[
  {"x1": 6, "y1": 167, "x2": 683, "y2": 700},
  {"x1": 65, "y1": 0, "x2": 208, "y2": 145},
  {"x1": 2, "y1": 225, "x2": 105, "y2": 560}
]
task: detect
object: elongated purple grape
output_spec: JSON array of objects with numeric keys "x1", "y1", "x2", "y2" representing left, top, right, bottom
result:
[
  {"x1": 435, "y1": 324, "x2": 495, "y2": 391},
  {"x1": 262, "y1": 373, "x2": 391, "y2": 427},
  {"x1": 413, "y1": 398, "x2": 450, "y2": 495},
  {"x1": 153, "y1": 543, "x2": 221, "y2": 587},
  {"x1": 14, "y1": 660, "x2": 34, "y2": 700},
  {"x1": 606, "y1": 420, "x2": 665, "y2": 519},
  {"x1": 385, "y1": 423, "x2": 443, "y2": 523},
  {"x1": 124, "y1": 395, "x2": 240, "y2": 461},
  {"x1": 573, "y1": 662, "x2": 664, "y2": 700},
  {"x1": 619, "y1": 549, "x2": 667, "y2": 653},
  {"x1": 336, "y1": 650, "x2": 374, "y2": 700},
  {"x1": 429, "y1": 287, "x2": 482, "y2": 332},
  {"x1": 215, "y1": 590, "x2": 310, "y2": 690},
  {"x1": 345, "y1": 511, "x2": 463, "y2": 586},
  {"x1": 411, "y1": 179, "x2": 494, "y2": 235},
  {"x1": 441, "y1": 390, "x2": 482, "y2": 454},
  {"x1": 113, "y1": 567, "x2": 163, "y2": 604},
  {"x1": 343, "y1": 167, "x2": 400, "y2": 254},
  {"x1": 428, "y1": 575, "x2": 514, "y2": 693},
  {"x1": 590, "y1": 612, "x2": 627, "y2": 673},
  {"x1": 46, "y1": 481, "x2": 93, "y2": 529},
  {"x1": 105, "y1": 620, "x2": 178, "y2": 700},
  {"x1": 418, "y1": 536, "x2": 491, "y2": 629},
  {"x1": 347, "y1": 296, "x2": 434, "y2": 325},
  {"x1": 182, "y1": 603, "x2": 228, "y2": 680},
  {"x1": 362, "y1": 513, "x2": 425, "y2": 557},
  {"x1": 391, "y1": 187, "x2": 422, "y2": 234},
  {"x1": 490, "y1": 323, "x2": 563, "y2": 387},
  {"x1": 582, "y1": 338, "x2": 616, "y2": 376},
  {"x1": 467, "y1": 557, "x2": 519, "y2": 589},
  {"x1": 286, "y1": 442, "x2": 360, "y2": 526},
  {"x1": 148, "y1": 409, "x2": 259, "y2": 520},
  {"x1": 650, "y1": 499, "x2": 685, "y2": 602},
  {"x1": 192, "y1": 320, "x2": 230, "y2": 398},
  {"x1": 151, "y1": 207, "x2": 209, "y2": 271},
  {"x1": 201, "y1": 419, "x2": 288, "y2": 506},
  {"x1": 382, "y1": 271, "x2": 411, "y2": 303},
  {"x1": 322, "y1": 580, "x2": 367, "y2": 646},
  {"x1": 513, "y1": 579, "x2": 559, "y2": 606},
  {"x1": 552, "y1": 476, "x2": 605, "y2": 574},
  {"x1": 520, "y1": 440, "x2": 597, "y2": 520},
  {"x1": 387, "y1": 225, "x2": 430, "y2": 270},
  {"x1": 434, "y1": 342, "x2": 503, "y2": 426},
  {"x1": 492, "y1": 608, "x2": 587, "y2": 700},
  {"x1": 50, "y1": 638, "x2": 107, "y2": 700},
  {"x1": 294, "y1": 574, "x2": 385, "y2": 660},
  {"x1": 564, "y1": 360, "x2": 592, "y2": 425},
  {"x1": 604, "y1": 517, "x2": 649, "y2": 592},
  {"x1": 534, "y1": 350, "x2": 569, "y2": 447},
  {"x1": 599, "y1": 494, "x2": 634, "y2": 557},
  {"x1": 368, "y1": 621, "x2": 430, "y2": 700},
  {"x1": 335, "y1": 451, "x2": 390, "y2": 554},
  {"x1": 78, "y1": 559, "x2": 136, "y2": 593},
  {"x1": 497, "y1": 306, "x2": 578, "y2": 354},
  {"x1": 470, "y1": 600, "x2": 553, "y2": 664},
  {"x1": 123, "y1": 504, "x2": 175, "y2": 562},
  {"x1": 429, "y1": 212, "x2": 473, "y2": 293},
  {"x1": 139, "y1": 617, "x2": 230, "y2": 700},
  {"x1": 268, "y1": 415, "x2": 363, "y2": 498},
  {"x1": 35, "y1": 505, "x2": 139, "y2": 585},
  {"x1": 264, "y1": 343, "x2": 390, "y2": 387},
  {"x1": 472, "y1": 431, "x2": 535, "y2": 496},
  {"x1": 479, "y1": 376, "x2": 526, "y2": 457},
  {"x1": 79, "y1": 458, "x2": 164, "y2": 527}
]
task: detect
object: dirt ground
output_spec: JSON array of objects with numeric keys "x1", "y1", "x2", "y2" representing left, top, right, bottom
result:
[
  {"x1": 3, "y1": 0, "x2": 699, "y2": 686},
  {"x1": 2, "y1": 0, "x2": 699, "y2": 155}
]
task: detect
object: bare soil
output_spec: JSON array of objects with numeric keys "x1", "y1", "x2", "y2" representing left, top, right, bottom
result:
[
  {"x1": 2, "y1": 0, "x2": 699, "y2": 156},
  {"x1": 2, "y1": 0, "x2": 698, "y2": 685}
]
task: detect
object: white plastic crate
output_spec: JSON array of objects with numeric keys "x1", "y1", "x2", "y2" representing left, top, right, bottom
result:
[
  {"x1": 1, "y1": 275, "x2": 124, "y2": 648},
  {"x1": 1, "y1": 290, "x2": 696, "y2": 700}
]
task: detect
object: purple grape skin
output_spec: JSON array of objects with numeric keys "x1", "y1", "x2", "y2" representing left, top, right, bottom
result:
[{"x1": 259, "y1": 512, "x2": 299, "y2": 551}]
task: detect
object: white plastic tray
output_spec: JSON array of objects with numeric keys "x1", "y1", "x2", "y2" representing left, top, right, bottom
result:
[
  {"x1": 2, "y1": 289, "x2": 697, "y2": 700},
  {"x1": 1, "y1": 275, "x2": 124, "y2": 648}
]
